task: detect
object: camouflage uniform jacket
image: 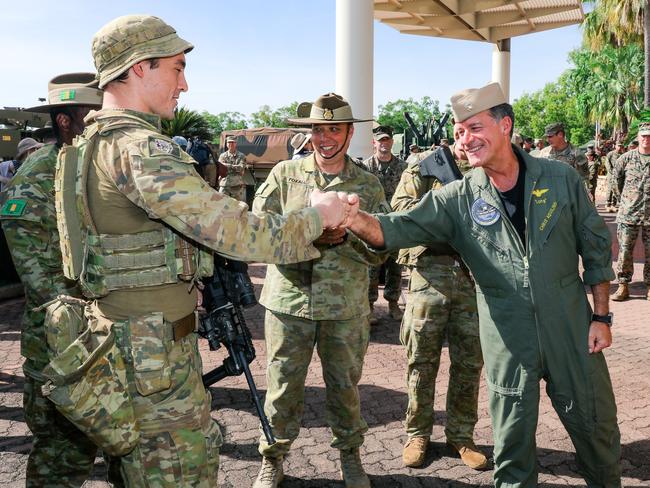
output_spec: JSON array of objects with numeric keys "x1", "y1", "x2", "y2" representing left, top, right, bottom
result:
[
  {"x1": 361, "y1": 154, "x2": 407, "y2": 205},
  {"x1": 0, "y1": 144, "x2": 79, "y2": 375},
  {"x1": 253, "y1": 154, "x2": 389, "y2": 320},
  {"x1": 613, "y1": 149, "x2": 650, "y2": 225},
  {"x1": 539, "y1": 143, "x2": 588, "y2": 180},
  {"x1": 392, "y1": 157, "x2": 471, "y2": 269},
  {"x1": 605, "y1": 150, "x2": 622, "y2": 175},
  {"x1": 218, "y1": 150, "x2": 247, "y2": 188},
  {"x1": 82, "y1": 108, "x2": 322, "y2": 321}
]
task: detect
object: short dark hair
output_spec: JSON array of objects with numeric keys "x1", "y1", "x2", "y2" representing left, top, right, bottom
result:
[
  {"x1": 110, "y1": 58, "x2": 160, "y2": 85},
  {"x1": 487, "y1": 103, "x2": 515, "y2": 137}
]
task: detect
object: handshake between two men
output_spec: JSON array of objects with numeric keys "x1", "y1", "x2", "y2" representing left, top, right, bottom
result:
[{"x1": 310, "y1": 189, "x2": 361, "y2": 246}]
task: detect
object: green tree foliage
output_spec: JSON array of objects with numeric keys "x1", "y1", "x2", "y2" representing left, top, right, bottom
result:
[
  {"x1": 512, "y1": 73, "x2": 593, "y2": 146},
  {"x1": 161, "y1": 106, "x2": 213, "y2": 140},
  {"x1": 201, "y1": 111, "x2": 248, "y2": 143},
  {"x1": 582, "y1": 0, "x2": 648, "y2": 106},
  {"x1": 249, "y1": 102, "x2": 299, "y2": 128},
  {"x1": 567, "y1": 44, "x2": 644, "y2": 137},
  {"x1": 376, "y1": 96, "x2": 445, "y2": 134}
]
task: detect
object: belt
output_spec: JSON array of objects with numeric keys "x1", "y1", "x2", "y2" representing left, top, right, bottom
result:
[{"x1": 171, "y1": 312, "x2": 197, "y2": 341}]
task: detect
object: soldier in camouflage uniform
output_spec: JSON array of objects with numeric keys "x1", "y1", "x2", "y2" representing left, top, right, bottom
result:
[
  {"x1": 0, "y1": 73, "x2": 120, "y2": 487},
  {"x1": 251, "y1": 93, "x2": 388, "y2": 488},
  {"x1": 611, "y1": 122, "x2": 650, "y2": 301},
  {"x1": 605, "y1": 142, "x2": 625, "y2": 212},
  {"x1": 586, "y1": 147, "x2": 601, "y2": 201},
  {"x1": 56, "y1": 16, "x2": 355, "y2": 488},
  {"x1": 539, "y1": 122, "x2": 588, "y2": 181},
  {"x1": 218, "y1": 135, "x2": 248, "y2": 201},
  {"x1": 361, "y1": 126, "x2": 407, "y2": 322},
  {"x1": 391, "y1": 143, "x2": 487, "y2": 470}
]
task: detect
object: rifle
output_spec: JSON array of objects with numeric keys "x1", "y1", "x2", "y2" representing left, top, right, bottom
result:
[
  {"x1": 198, "y1": 255, "x2": 275, "y2": 445},
  {"x1": 419, "y1": 145, "x2": 463, "y2": 185}
]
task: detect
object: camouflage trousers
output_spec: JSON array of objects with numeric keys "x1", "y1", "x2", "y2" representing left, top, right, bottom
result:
[
  {"x1": 115, "y1": 315, "x2": 222, "y2": 487},
  {"x1": 259, "y1": 310, "x2": 370, "y2": 458},
  {"x1": 400, "y1": 264, "x2": 483, "y2": 442},
  {"x1": 219, "y1": 184, "x2": 246, "y2": 202},
  {"x1": 615, "y1": 223, "x2": 650, "y2": 284},
  {"x1": 368, "y1": 255, "x2": 402, "y2": 304},
  {"x1": 23, "y1": 362, "x2": 123, "y2": 487},
  {"x1": 605, "y1": 176, "x2": 619, "y2": 207}
]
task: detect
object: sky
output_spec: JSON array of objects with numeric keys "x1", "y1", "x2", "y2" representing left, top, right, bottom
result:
[{"x1": 1, "y1": 0, "x2": 588, "y2": 118}]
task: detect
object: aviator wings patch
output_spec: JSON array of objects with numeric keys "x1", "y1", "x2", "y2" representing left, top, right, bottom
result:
[{"x1": 531, "y1": 188, "x2": 549, "y2": 198}]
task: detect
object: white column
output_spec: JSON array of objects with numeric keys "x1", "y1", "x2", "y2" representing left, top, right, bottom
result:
[
  {"x1": 491, "y1": 38, "x2": 511, "y2": 102},
  {"x1": 336, "y1": 0, "x2": 373, "y2": 160}
]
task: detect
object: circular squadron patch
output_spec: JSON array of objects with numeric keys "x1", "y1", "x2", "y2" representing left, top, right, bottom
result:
[{"x1": 471, "y1": 198, "x2": 501, "y2": 226}]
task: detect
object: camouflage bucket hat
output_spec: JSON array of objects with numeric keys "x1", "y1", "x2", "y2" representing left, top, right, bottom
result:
[
  {"x1": 25, "y1": 73, "x2": 103, "y2": 113},
  {"x1": 287, "y1": 93, "x2": 373, "y2": 125},
  {"x1": 92, "y1": 15, "x2": 194, "y2": 89}
]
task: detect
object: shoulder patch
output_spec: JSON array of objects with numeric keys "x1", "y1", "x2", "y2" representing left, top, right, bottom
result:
[
  {"x1": 147, "y1": 136, "x2": 181, "y2": 158},
  {"x1": 1, "y1": 198, "x2": 27, "y2": 217}
]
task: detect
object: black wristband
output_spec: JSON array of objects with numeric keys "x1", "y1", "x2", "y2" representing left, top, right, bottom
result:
[{"x1": 591, "y1": 312, "x2": 613, "y2": 326}]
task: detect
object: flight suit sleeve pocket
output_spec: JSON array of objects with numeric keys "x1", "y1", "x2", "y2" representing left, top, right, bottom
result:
[{"x1": 128, "y1": 312, "x2": 172, "y2": 396}]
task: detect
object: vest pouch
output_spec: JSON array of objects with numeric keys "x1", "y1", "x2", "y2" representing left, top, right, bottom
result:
[
  {"x1": 128, "y1": 312, "x2": 172, "y2": 396},
  {"x1": 41, "y1": 322, "x2": 139, "y2": 456},
  {"x1": 43, "y1": 295, "x2": 89, "y2": 357}
]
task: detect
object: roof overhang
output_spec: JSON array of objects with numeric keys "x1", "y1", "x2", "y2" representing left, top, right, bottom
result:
[{"x1": 374, "y1": 0, "x2": 584, "y2": 43}]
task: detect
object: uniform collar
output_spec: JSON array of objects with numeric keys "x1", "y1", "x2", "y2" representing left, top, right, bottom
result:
[{"x1": 86, "y1": 108, "x2": 162, "y2": 132}]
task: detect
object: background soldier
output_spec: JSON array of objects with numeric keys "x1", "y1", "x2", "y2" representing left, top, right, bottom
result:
[
  {"x1": 539, "y1": 122, "x2": 588, "y2": 180},
  {"x1": 0, "y1": 73, "x2": 119, "y2": 487},
  {"x1": 251, "y1": 93, "x2": 388, "y2": 488},
  {"x1": 361, "y1": 126, "x2": 406, "y2": 322},
  {"x1": 218, "y1": 135, "x2": 248, "y2": 201},
  {"x1": 290, "y1": 132, "x2": 312, "y2": 159},
  {"x1": 611, "y1": 122, "x2": 650, "y2": 301},
  {"x1": 61, "y1": 16, "x2": 353, "y2": 487},
  {"x1": 605, "y1": 141, "x2": 625, "y2": 212},
  {"x1": 586, "y1": 147, "x2": 601, "y2": 200},
  {"x1": 530, "y1": 138, "x2": 544, "y2": 156},
  {"x1": 392, "y1": 143, "x2": 486, "y2": 470}
]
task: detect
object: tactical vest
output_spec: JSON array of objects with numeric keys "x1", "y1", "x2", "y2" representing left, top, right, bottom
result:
[{"x1": 55, "y1": 119, "x2": 213, "y2": 299}]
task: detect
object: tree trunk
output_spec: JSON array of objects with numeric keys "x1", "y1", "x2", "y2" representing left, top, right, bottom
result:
[{"x1": 645, "y1": 1, "x2": 650, "y2": 107}]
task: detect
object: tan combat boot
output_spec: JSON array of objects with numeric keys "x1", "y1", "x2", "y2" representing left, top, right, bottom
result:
[
  {"x1": 340, "y1": 448, "x2": 370, "y2": 488},
  {"x1": 388, "y1": 300, "x2": 403, "y2": 320},
  {"x1": 611, "y1": 284, "x2": 629, "y2": 301},
  {"x1": 402, "y1": 436, "x2": 428, "y2": 467},
  {"x1": 447, "y1": 440, "x2": 488, "y2": 470},
  {"x1": 253, "y1": 456, "x2": 284, "y2": 488}
]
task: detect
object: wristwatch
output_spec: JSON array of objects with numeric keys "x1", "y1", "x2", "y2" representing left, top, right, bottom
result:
[{"x1": 591, "y1": 312, "x2": 613, "y2": 327}]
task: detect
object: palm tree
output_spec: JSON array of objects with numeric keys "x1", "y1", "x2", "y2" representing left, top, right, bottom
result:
[
  {"x1": 161, "y1": 106, "x2": 213, "y2": 140},
  {"x1": 582, "y1": 0, "x2": 648, "y2": 106}
]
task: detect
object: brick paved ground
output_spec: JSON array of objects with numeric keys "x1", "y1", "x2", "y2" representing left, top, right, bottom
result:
[{"x1": 0, "y1": 198, "x2": 649, "y2": 487}]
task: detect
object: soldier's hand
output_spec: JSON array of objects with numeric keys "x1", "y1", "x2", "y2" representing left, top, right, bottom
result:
[
  {"x1": 311, "y1": 189, "x2": 353, "y2": 229},
  {"x1": 588, "y1": 321, "x2": 612, "y2": 354},
  {"x1": 314, "y1": 227, "x2": 347, "y2": 246}
]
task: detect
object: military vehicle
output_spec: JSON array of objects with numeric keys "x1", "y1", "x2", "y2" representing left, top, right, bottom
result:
[
  {"x1": 393, "y1": 111, "x2": 452, "y2": 159},
  {"x1": 0, "y1": 108, "x2": 50, "y2": 159},
  {"x1": 215, "y1": 127, "x2": 310, "y2": 203}
]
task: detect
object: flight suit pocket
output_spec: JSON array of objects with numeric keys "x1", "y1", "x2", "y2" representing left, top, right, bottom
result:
[{"x1": 128, "y1": 312, "x2": 172, "y2": 396}]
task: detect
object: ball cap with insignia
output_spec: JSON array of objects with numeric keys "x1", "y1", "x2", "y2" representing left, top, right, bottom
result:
[
  {"x1": 25, "y1": 72, "x2": 103, "y2": 113},
  {"x1": 92, "y1": 14, "x2": 193, "y2": 89},
  {"x1": 638, "y1": 122, "x2": 650, "y2": 136},
  {"x1": 373, "y1": 125, "x2": 393, "y2": 141},
  {"x1": 225, "y1": 136, "x2": 237, "y2": 143},
  {"x1": 544, "y1": 122, "x2": 565, "y2": 136},
  {"x1": 450, "y1": 82, "x2": 507, "y2": 123},
  {"x1": 287, "y1": 93, "x2": 373, "y2": 125}
]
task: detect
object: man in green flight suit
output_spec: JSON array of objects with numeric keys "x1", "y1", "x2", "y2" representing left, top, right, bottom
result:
[
  {"x1": 0, "y1": 73, "x2": 121, "y2": 487},
  {"x1": 251, "y1": 93, "x2": 388, "y2": 488},
  {"x1": 54, "y1": 15, "x2": 356, "y2": 488},
  {"x1": 392, "y1": 143, "x2": 487, "y2": 470},
  {"x1": 347, "y1": 83, "x2": 621, "y2": 488}
]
